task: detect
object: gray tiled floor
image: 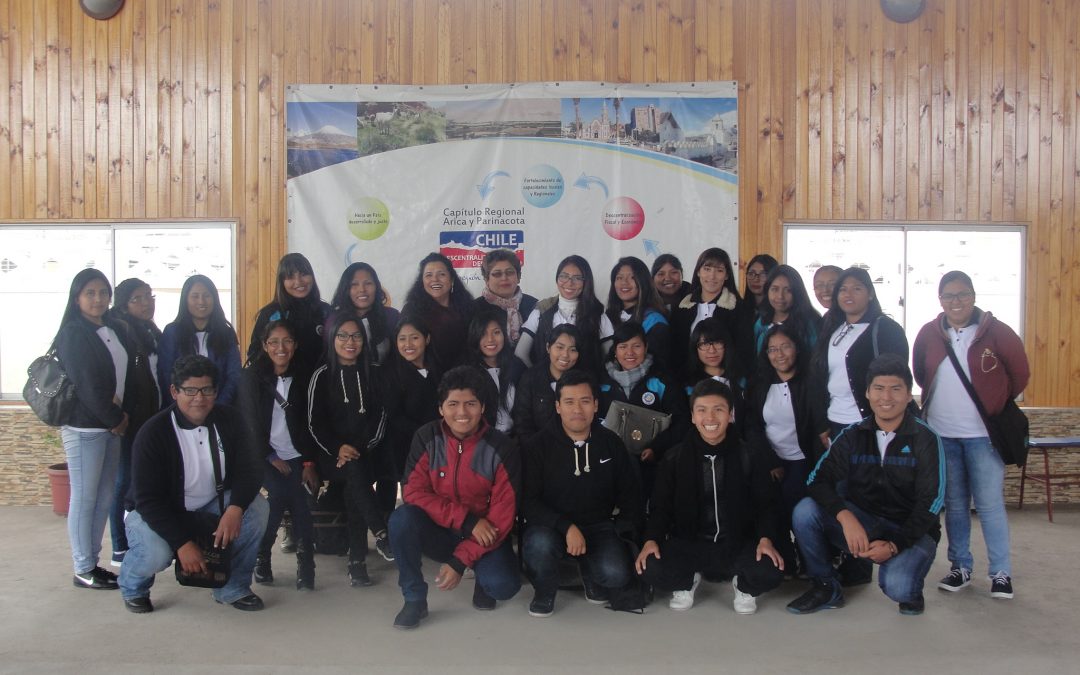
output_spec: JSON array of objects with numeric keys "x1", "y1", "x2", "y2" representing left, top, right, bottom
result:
[{"x1": 2, "y1": 505, "x2": 1078, "y2": 674}]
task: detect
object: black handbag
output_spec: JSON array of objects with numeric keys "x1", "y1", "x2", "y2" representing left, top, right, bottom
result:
[
  {"x1": 23, "y1": 350, "x2": 77, "y2": 427},
  {"x1": 174, "y1": 422, "x2": 233, "y2": 588},
  {"x1": 944, "y1": 343, "x2": 1029, "y2": 467},
  {"x1": 602, "y1": 400, "x2": 671, "y2": 456}
]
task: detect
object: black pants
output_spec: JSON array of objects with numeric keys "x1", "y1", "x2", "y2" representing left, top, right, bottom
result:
[
  {"x1": 343, "y1": 455, "x2": 387, "y2": 563},
  {"x1": 640, "y1": 537, "x2": 784, "y2": 597}
]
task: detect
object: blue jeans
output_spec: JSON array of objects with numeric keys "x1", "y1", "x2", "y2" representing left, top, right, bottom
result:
[
  {"x1": 389, "y1": 504, "x2": 521, "y2": 604},
  {"x1": 792, "y1": 497, "x2": 937, "y2": 603},
  {"x1": 259, "y1": 458, "x2": 314, "y2": 556},
  {"x1": 119, "y1": 493, "x2": 269, "y2": 604},
  {"x1": 941, "y1": 436, "x2": 1011, "y2": 576},
  {"x1": 522, "y1": 522, "x2": 632, "y2": 595},
  {"x1": 109, "y1": 432, "x2": 134, "y2": 553},
  {"x1": 62, "y1": 428, "x2": 121, "y2": 574}
]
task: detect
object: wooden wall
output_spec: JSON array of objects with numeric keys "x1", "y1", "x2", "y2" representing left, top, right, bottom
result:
[{"x1": 1, "y1": 0, "x2": 1077, "y2": 405}]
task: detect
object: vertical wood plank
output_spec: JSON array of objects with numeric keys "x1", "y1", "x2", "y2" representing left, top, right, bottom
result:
[
  {"x1": 881, "y1": 15, "x2": 895, "y2": 221},
  {"x1": 928, "y1": 4, "x2": 944, "y2": 220},
  {"x1": 33, "y1": 1, "x2": 48, "y2": 217},
  {"x1": 194, "y1": 0, "x2": 208, "y2": 217},
  {"x1": 802, "y1": 0, "x2": 816, "y2": 219},
  {"x1": 1001, "y1": 0, "x2": 1016, "y2": 221},
  {"x1": 206, "y1": 0, "x2": 221, "y2": 216},
  {"x1": 916, "y1": 0, "x2": 931, "y2": 219},
  {"x1": 57, "y1": 0, "x2": 71, "y2": 218},
  {"x1": 818, "y1": 0, "x2": 833, "y2": 221},
  {"x1": 942, "y1": 0, "x2": 957, "y2": 219},
  {"x1": 831, "y1": 0, "x2": 845, "y2": 218},
  {"x1": 1013, "y1": 0, "x2": 1029, "y2": 222}
]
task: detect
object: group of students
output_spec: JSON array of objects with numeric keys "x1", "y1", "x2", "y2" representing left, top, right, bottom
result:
[{"x1": 49, "y1": 243, "x2": 1029, "y2": 625}]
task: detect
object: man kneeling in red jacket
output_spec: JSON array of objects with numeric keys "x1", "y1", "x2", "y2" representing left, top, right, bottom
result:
[{"x1": 389, "y1": 365, "x2": 522, "y2": 629}]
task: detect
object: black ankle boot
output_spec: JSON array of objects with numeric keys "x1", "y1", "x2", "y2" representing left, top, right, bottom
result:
[
  {"x1": 296, "y1": 539, "x2": 315, "y2": 591},
  {"x1": 254, "y1": 553, "x2": 274, "y2": 585}
]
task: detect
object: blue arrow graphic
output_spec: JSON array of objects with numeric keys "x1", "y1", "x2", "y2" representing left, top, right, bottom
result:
[
  {"x1": 573, "y1": 173, "x2": 609, "y2": 200},
  {"x1": 477, "y1": 171, "x2": 510, "y2": 200},
  {"x1": 345, "y1": 243, "x2": 359, "y2": 266},
  {"x1": 643, "y1": 239, "x2": 661, "y2": 257}
]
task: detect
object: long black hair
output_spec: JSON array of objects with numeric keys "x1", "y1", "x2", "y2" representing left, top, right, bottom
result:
[
  {"x1": 555, "y1": 254, "x2": 604, "y2": 345},
  {"x1": 171, "y1": 274, "x2": 238, "y2": 358},
  {"x1": 390, "y1": 314, "x2": 439, "y2": 380},
  {"x1": 605, "y1": 320, "x2": 649, "y2": 368},
  {"x1": 404, "y1": 252, "x2": 474, "y2": 314},
  {"x1": 113, "y1": 277, "x2": 162, "y2": 352},
  {"x1": 758, "y1": 264, "x2": 821, "y2": 328},
  {"x1": 325, "y1": 311, "x2": 373, "y2": 384},
  {"x1": 688, "y1": 247, "x2": 741, "y2": 302},
  {"x1": 820, "y1": 267, "x2": 883, "y2": 337},
  {"x1": 271, "y1": 253, "x2": 323, "y2": 313},
  {"x1": 685, "y1": 317, "x2": 737, "y2": 383},
  {"x1": 756, "y1": 322, "x2": 809, "y2": 383},
  {"x1": 605, "y1": 256, "x2": 668, "y2": 327},
  {"x1": 52, "y1": 268, "x2": 113, "y2": 348},
  {"x1": 465, "y1": 307, "x2": 516, "y2": 412},
  {"x1": 332, "y1": 262, "x2": 391, "y2": 350}
]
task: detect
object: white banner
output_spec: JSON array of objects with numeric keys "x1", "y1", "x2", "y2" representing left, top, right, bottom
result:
[{"x1": 286, "y1": 82, "x2": 738, "y2": 303}]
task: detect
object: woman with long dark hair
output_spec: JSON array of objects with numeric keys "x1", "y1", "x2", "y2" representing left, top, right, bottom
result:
[
  {"x1": 745, "y1": 324, "x2": 826, "y2": 574},
  {"x1": 743, "y1": 253, "x2": 779, "y2": 309},
  {"x1": 246, "y1": 253, "x2": 331, "y2": 370},
  {"x1": 606, "y1": 256, "x2": 671, "y2": 368},
  {"x1": 515, "y1": 255, "x2": 613, "y2": 376},
  {"x1": 651, "y1": 253, "x2": 691, "y2": 313},
  {"x1": 379, "y1": 316, "x2": 441, "y2": 514},
  {"x1": 512, "y1": 323, "x2": 583, "y2": 441},
  {"x1": 53, "y1": 268, "x2": 132, "y2": 590},
  {"x1": 307, "y1": 312, "x2": 390, "y2": 587},
  {"x1": 106, "y1": 278, "x2": 162, "y2": 567},
  {"x1": 401, "y1": 252, "x2": 474, "y2": 369},
  {"x1": 474, "y1": 248, "x2": 538, "y2": 348},
  {"x1": 752, "y1": 265, "x2": 821, "y2": 354},
  {"x1": 812, "y1": 267, "x2": 908, "y2": 439},
  {"x1": 239, "y1": 319, "x2": 319, "y2": 590},
  {"x1": 465, "y1": 307, "x2": 526, "y2": 433},
  {"x1": 158, "y1": 274, "x2": 242, "y2": 405},
  {"x1": 329, "y1": 262, "x2": 400, "y2": 365},
  {"x1": 670, "y1": 247, "x2": 750, "y2": 374}
]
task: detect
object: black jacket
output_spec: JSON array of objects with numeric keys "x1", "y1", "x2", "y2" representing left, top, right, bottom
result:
[
  {"x1": 670, "y1": 290, "x2": 754, "y2": 374},
  {"x1": 237, "y1": 363, "x2": 316, "y2": 462},
  {"x1": 806, "y1": 411, "x2": 944, "y2": 550},
  {"x1": 129, "y1": 403, "x2": 262, "y2": 551},
  {"x1": 307, "y1": 363, "x2": 386, "y2": 467},
  {"x1": 511, "y1": 363, "x2": 560, "y2": 442},
  {"x1": 245, "y1": 300, "x2": 331, "y2": 371},
  {"x1": 522, "y1": 420, "x2": 642, "y2": 534},
  {"x1": 645, "y1": 428, "x2": 779, "y2": 550},
  {"x1": 814, "y1": 312, "x2": 908, "y2": 423},
  {"x1": 744, "y1": 369, "x2": 827, "y2": 468},
  {"x1": 54, "y1": 314, "x2": 133, "y2": 429},
  {"x1": 379, "y1": 359, "x2": 441, "y2": 478}
]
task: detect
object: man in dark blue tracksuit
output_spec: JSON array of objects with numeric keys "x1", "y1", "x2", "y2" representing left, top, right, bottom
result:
[{"x1": 787, "y1": 354, "x2": 944, "y2": 616}]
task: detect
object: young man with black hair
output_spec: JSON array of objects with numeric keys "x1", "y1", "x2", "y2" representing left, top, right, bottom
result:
[
  {"x1": 389, "y1": 365, "x2": 521, "y2": 629},
  {"x1": 118, "y1": 355, "x2": 269, "y2": 613},
  {"x1": 521, "y1": 370, "x2": 642, "y2": 617},
  {"x1": 635, "y1": 379, "x2": 785, "y2": 614},
  {"x1": 787, "y1": 353, "x2": 944, "y2": 616}
]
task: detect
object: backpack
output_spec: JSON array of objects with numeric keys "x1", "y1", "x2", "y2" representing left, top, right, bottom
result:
[{"x1": 24, "y1": 351, "x2": 77, "y2": 427}]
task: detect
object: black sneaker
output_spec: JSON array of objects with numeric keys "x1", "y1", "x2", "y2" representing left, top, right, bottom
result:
[
  {"x1": 254, "y1": 555, "x2": 274, "y2": 585},
  {"x1": 937, "y1": 567, "x2": 972, "y2": 592},
  {"x1": 582, "y1": 576, "x2": 610, "y2": 605},
  {"x1": 393, "y1": 600, "x2": 429, "y2": 629},
  {"x1": 348, "y1": 561, "x2": 373, "y2": 587},
  {"x1": 375, "y1": 533, "x2": 395, "y2": 562},
  {"x1": 73, "y1": 567, "x2": 118, "y2": 590},
  {"x1": 472, "y1": 582, "x2": 496, "y2": 610},
  {"x1": 990, "y1": 572, "x2": 1014, "y2": 599},
  {"x1": 899, "y1": 595, "x2": 925, "y2": 615},
  {"x1": 123, "y1": 596, "x2": 153, "y2": 614},
  {"x1": 786, "y1": 579, "x2": 845, "y2": 614},
  {"x1": 529, "y1": 590, "x2": 556, "y2": 617}
]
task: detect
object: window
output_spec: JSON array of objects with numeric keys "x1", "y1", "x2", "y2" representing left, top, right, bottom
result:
[
  {"x1": 784, "y1": 223, "x2": 1025, "y2": 392},
  {"x1": 0, "y1": 222, "x2": 236, "y2": 400}
]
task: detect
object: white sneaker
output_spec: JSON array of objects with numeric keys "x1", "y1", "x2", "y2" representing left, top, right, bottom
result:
[
  {"x1": 732, "y1": 576, "x2": 757, "y2": 615},
  {"x1": 669, "y1": 572, "x2": 702, "y2": 611}
]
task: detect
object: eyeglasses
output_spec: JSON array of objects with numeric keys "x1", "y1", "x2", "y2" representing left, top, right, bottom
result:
[
  {"x1": 746, "y1": 270, "x2": 768, "y2": 280},
  {"x1": 766, "y1": 343, "x2": 796, "y2": 355},
  {"x1": 488, "y1": 269, "x2": 518, "y2": 279},
  {"x1": 696, "y1": 340, "x2": 724, "y2": 352},
  {"x1": 128, "y1": 294, "x2": 156, "y2": 304},
  {"x1": 939, "y1": 291, "x2": 974, "y2": 303},
  {"x1": 176, "y1": 385, "x2": 217, "y2": 397},
  {"x1": 335, "y1": 332, "x2": 365, "y2": 342},
  {"x1": 557, "y1": 273, "x2": 585, "y2": 284},
  {"x1": 265, "y1": 338, "x2": 296, "y2": 348}
]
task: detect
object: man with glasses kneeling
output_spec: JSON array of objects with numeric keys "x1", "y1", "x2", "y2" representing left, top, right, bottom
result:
[{"x1": 119, "y1": 355, "x2": 268, "y2": 613}]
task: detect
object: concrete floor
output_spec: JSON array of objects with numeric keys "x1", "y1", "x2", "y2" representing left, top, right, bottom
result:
[{"x1": 1, "y1": 505, "x2": 1078, "y2": 675}]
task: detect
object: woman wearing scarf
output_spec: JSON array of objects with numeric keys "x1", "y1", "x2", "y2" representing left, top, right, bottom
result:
[{"x1": 474, "y1": 248, "x2": 538, "y2": 348}]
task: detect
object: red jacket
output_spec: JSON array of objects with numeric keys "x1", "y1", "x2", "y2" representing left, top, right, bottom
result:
[
  {"x1": 912, "y1": 309, "x2": 1030, "y2": 416},
  {"x1": 402, "y1": 419, "x2": 520, "y2": 572}
]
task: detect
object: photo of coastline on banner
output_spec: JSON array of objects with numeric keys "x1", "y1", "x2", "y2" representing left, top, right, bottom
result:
[{"x1": 286, "y1": 82, "x2": 739, "y2": 301}]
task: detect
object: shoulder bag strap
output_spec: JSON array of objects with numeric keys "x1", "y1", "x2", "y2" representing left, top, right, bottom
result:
[
  {"x1": 943, "y1": 337, "x2": 993, "y2": 429},
  {"x1": 207, "y1": 423, "x2": 226, "y2": 513}
]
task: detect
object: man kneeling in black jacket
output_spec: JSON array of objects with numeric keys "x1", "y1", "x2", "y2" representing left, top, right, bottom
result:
[
  {"x1": 635, "y1": 379, "x2": 784, "y2": 614},
  {"x1": 521, "y1": 370, "x2": 642, "y2": 617}
]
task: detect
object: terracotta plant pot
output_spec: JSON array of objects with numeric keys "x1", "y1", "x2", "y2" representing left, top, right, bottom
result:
[{"x1": 47, "y1": 463, "x2": 70, "y2": 517}]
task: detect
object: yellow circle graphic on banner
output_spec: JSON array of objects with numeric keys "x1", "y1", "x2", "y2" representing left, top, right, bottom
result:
[{"x1": 347, "y1": 197, "x2": 390, "y2": 240}]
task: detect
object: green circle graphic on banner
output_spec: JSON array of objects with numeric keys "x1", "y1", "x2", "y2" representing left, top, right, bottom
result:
[{"x1": 347, "y1": 197, "x2": 391, "y2": 240}]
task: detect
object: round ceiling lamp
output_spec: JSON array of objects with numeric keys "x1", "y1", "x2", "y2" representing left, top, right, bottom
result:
[
  {"x1": 80, "y1": 0, "x2": 125, "y2": 21},
  {"x1": 880, "y1": 0, "x2": 927, "y2": 24}
]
